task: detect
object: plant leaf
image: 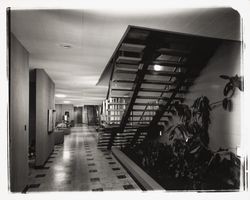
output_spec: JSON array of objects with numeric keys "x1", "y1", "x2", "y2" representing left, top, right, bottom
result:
[
  {"x1": 222, "y1": 98, "x2": 228, "y2": 110},
  {"x1": 224, "y1": 82, "x2": 233, "y2": 96}
]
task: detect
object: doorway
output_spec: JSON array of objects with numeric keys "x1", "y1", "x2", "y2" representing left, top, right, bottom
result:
[{"x1": 74, "y1": 107, "x2": 83, "y2": 124}]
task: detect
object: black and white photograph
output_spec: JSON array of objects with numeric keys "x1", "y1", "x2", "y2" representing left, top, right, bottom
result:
[{"x1": 0, "y1": 0, "x2": 250, "y2": 199}]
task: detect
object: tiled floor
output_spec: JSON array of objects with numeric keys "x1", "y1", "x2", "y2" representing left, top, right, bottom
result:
[{"x1": 26, "y1": 125, "x2": 141, "y2": 192}]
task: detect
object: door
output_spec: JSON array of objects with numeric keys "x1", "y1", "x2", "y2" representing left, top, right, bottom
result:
[{"x1": 74, "y1": 107, "x2": 83, "y2": 124}]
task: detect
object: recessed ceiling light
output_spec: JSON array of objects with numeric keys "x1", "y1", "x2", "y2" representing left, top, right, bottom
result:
[
  {"x1": 59, "y1": 43, "x2": 72, "y2": 49},
  {"x1": 75, "y1": 104, "x2": 84, "y2": 107},
  {"x1": 55, "y1": 94, "x2": 66, "y2": 98},
  {"x1": 63, "y1": 101, "x2": 71, "y2": 104},
  {"x1": 154, "y1": 64, "x2": 163, "y2": 71}
]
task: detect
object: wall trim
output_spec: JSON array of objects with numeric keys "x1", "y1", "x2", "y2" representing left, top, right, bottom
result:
[{"x1": 111, "y1": 147, "x2": 164, "y2": 191}]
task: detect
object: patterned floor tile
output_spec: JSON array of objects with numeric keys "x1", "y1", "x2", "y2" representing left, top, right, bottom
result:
[
  {"x1": 26, "y1": 125, "x2": 140, "y2": 192},
  {"x1": 123, "y1": 184, "x2": 134, "y2": 190}
]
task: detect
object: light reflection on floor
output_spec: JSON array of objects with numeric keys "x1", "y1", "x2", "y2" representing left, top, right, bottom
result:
[{"x1": 27, "y1": 125, "x2": 141, "y2": 192}]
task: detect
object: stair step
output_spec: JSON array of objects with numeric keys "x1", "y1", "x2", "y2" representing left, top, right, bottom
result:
[{"x1": 120, "y1": 43, "x2": 146, "y2": 52}]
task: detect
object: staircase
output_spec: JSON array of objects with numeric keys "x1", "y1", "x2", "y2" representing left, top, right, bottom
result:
[{"x1": 97, "y1": 25, "x2": 221, "y2": 149}]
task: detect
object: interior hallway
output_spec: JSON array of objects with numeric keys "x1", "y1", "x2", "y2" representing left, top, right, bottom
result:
[{"x1": 26, "y1": 125, "x2": 141, "y2": 192}]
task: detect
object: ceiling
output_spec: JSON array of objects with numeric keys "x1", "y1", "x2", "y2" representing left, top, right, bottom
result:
[{"x1": 10, "y1": 7, "x2": 240, "y2": 106}]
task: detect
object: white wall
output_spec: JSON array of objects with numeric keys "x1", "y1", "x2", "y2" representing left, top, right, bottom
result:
[
  {"x1": 158, "y1": 40, "x2": 242, "y2": 153},
  {"x1": 184, "y1": 40, "x2": 242, "y2": 152}
]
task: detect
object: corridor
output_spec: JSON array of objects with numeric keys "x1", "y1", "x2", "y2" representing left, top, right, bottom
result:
[
  {"x1": 26, "y1": 125, "x2": 141, "y2": 192},
  {"x1": 7, "y1": 8, "x2": 244, "y2": 194}
]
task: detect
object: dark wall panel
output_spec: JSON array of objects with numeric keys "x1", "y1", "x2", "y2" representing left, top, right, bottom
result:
[
  {"x1": 55, "y1": 104, "x2": 62, "y2": 124},
  {"x1": 74, "y1": 106, "x2": 83, "y2": 123},
  {"x1": 29, "y1": 71, "x2": 36, "y2": 153},
  {"x1": 9, "y1": 34, "x2": 29, "y2": 192},
  {"x1": 86, "y1": 105, "x2": 99, "y2": 125},
  {"x1": 35, "y1": 69, "x2": 55, "y2": 166}
]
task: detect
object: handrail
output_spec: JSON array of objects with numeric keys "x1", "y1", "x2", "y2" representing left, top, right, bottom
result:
[
  {"x1": 138, "y1": 103, "x2": 149, "y2": 125},
  {"x1": 137, "y1": 58, "x2": 183, "y2": 126},
  {"x1": 137, "y1": 101, "x2": 158, "y2": 124},
  {"x1": 159, "y1": 56, "x2": 184, "y2": 98}
]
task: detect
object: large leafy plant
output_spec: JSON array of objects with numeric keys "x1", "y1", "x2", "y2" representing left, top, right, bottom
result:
[
  {"x1": 163, "y1": 92, "x2": 241, "y2": 189},
  {"x1": 205, "y1": 149, "x2": 241, "y2": 189},
  {"x1": 167, "y1": 95, "x2": 211, "y2": 149},
  {"x1": 122, "y1": 75, "x2": 243, "y2": 190},
  {"x1": 163, "y1": 96, "x2": 212, "y2": 187}
]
